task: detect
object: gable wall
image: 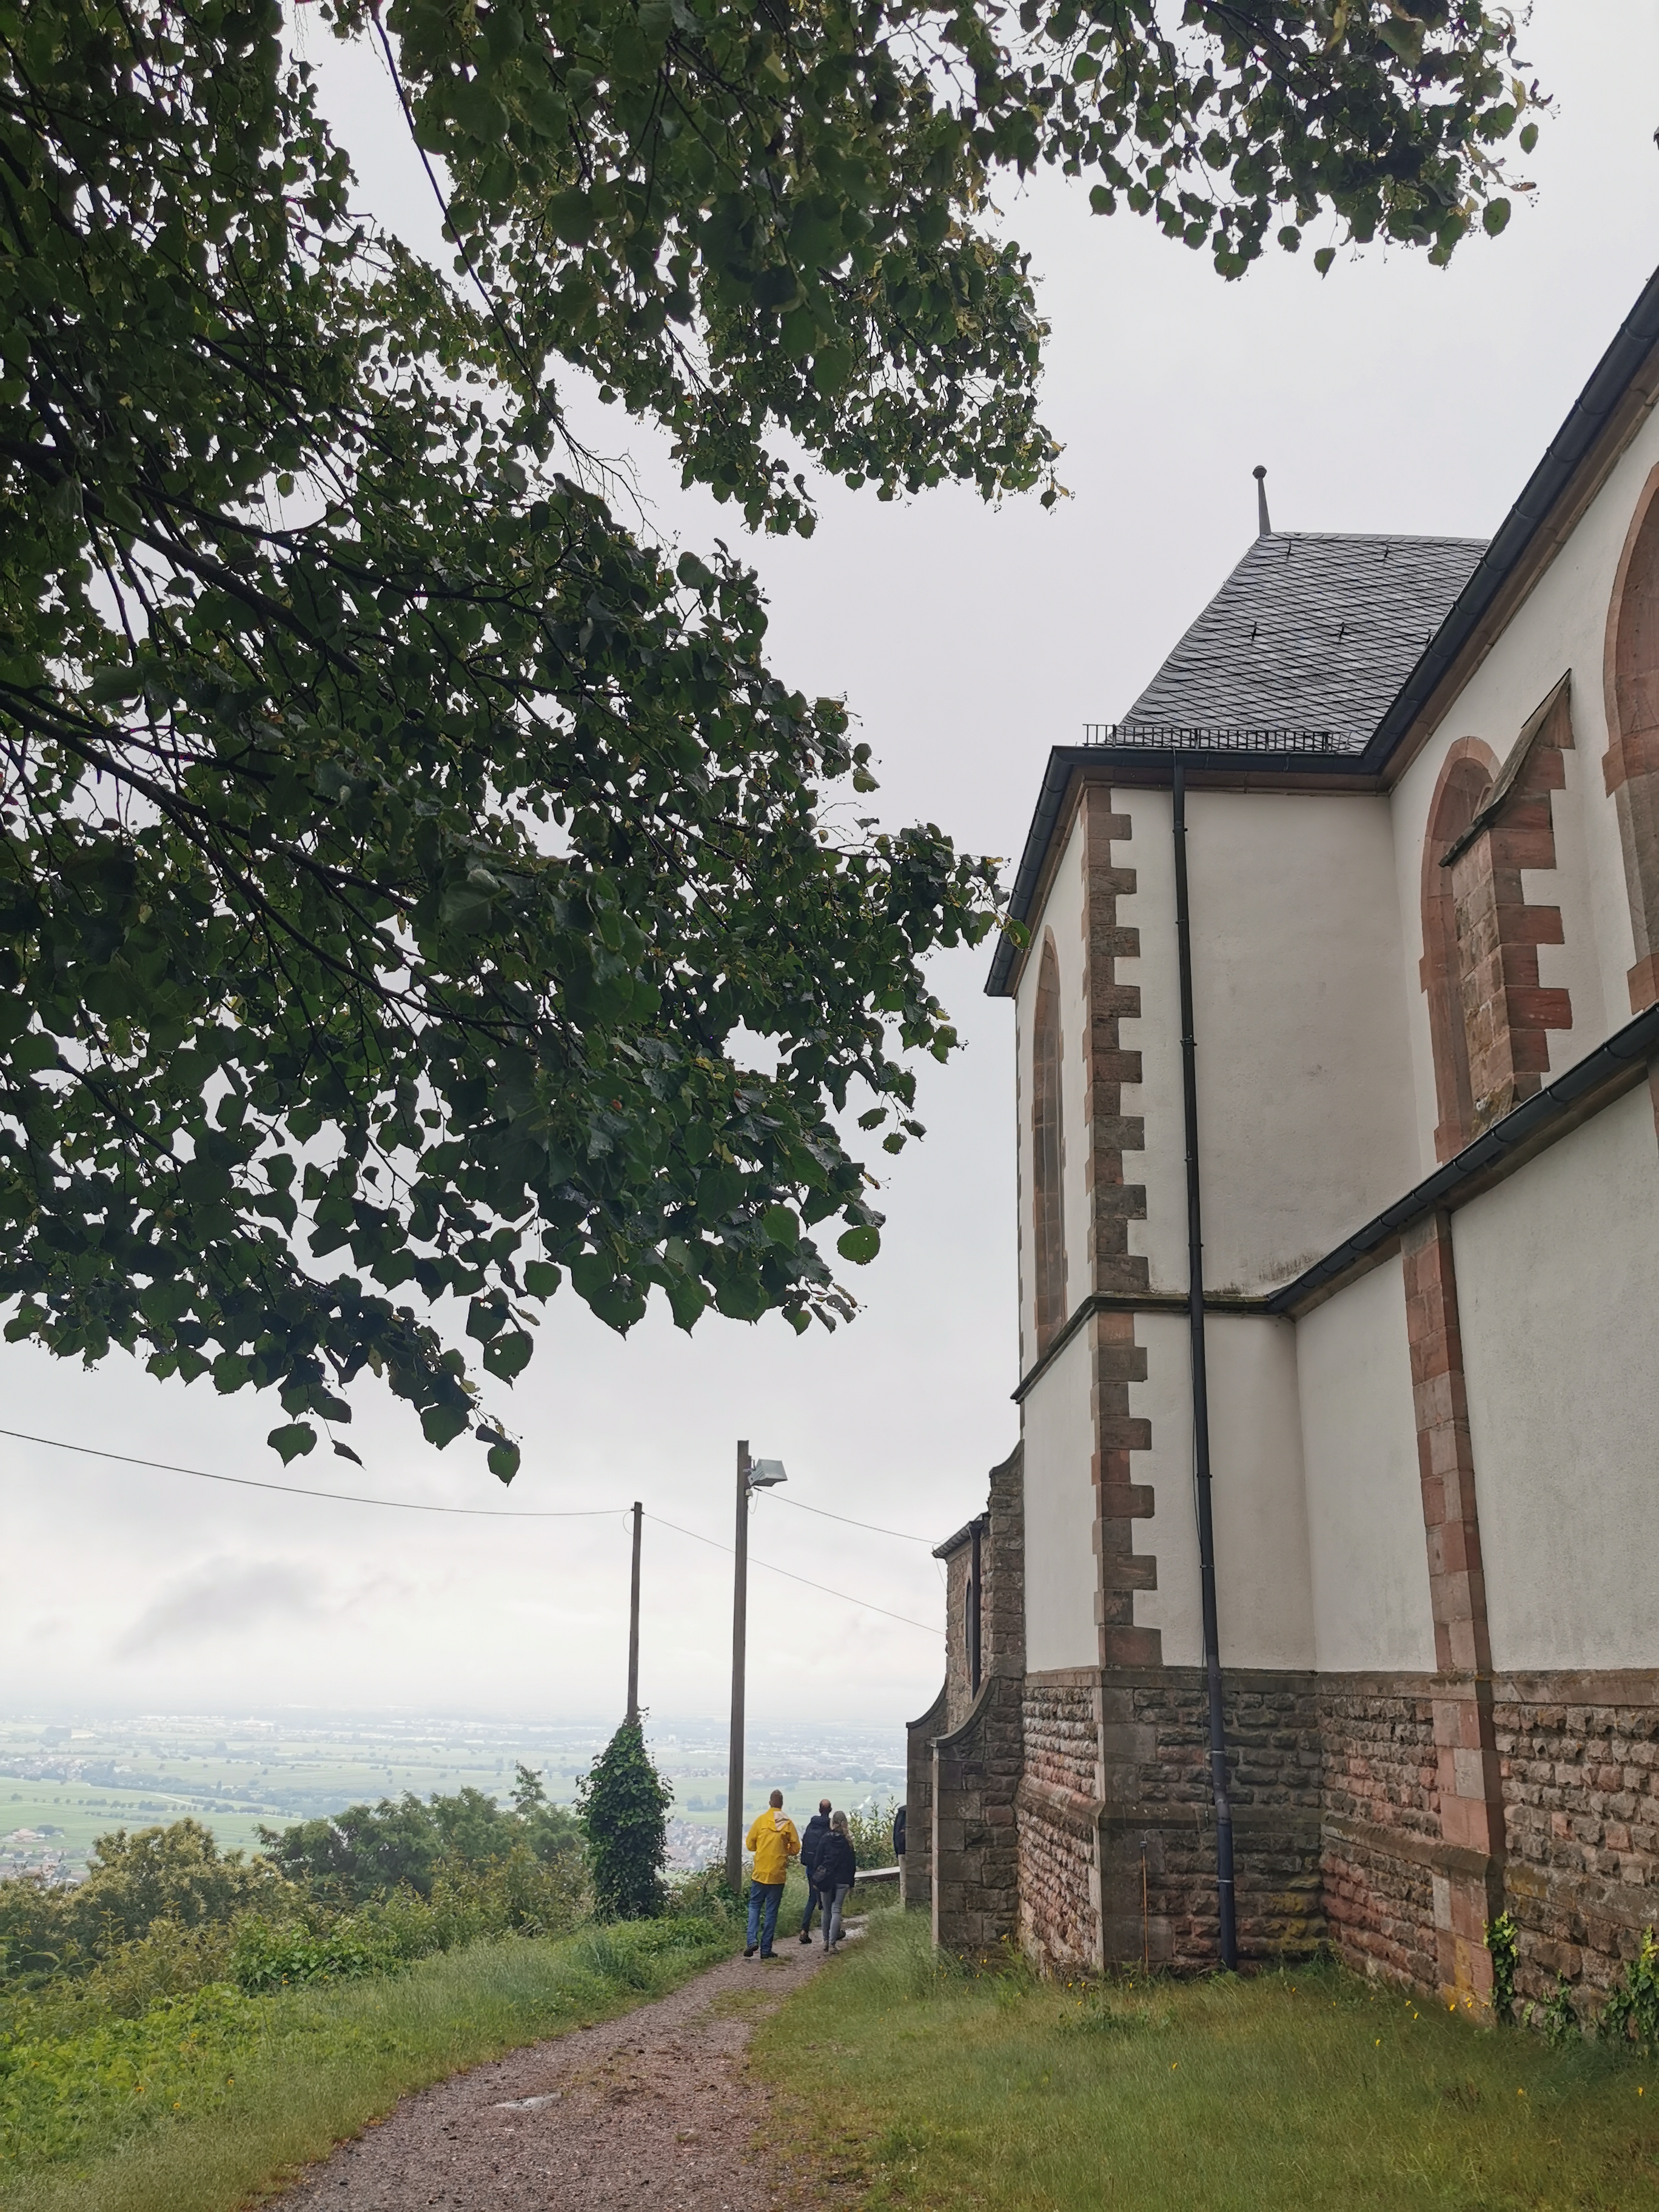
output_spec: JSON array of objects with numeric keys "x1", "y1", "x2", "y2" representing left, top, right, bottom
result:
[{"x1": 1392, "y1": 401, "x2": 1659, "y2": 1173}]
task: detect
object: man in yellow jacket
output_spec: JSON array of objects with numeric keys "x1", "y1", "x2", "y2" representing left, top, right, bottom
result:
[{"x1": 743, "y1": 1790, "x2": 800, "y2": 1959}]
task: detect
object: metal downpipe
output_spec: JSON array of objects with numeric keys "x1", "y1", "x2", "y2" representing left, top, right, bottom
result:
[{"x1": 1171, "y1": 759, "x2": 1238, "y2": 1971}]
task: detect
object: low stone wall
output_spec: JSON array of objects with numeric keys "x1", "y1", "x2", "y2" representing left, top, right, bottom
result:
[{"x1": 903, "y1": 1681, "x2": 949, "y2": 1914}]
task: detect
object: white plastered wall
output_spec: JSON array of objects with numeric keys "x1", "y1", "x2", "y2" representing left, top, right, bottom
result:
[
  {"x1": 1133, "y1": 1312, "x2": 1316, "y2": 1671},
  {"x1": 1453, "y1": 1082, "x2": 1659, "y2": 1671},
  {"x1": 1013, "y1": 803, "x2": 1089, "y2": 1369},
  {"x1": 1296, "y1": 1254, "x2": 1437, "y2": 1675},
  {"x1": 1391, "y1": 403, "x2": 1659, "y2": 1174},
  {"x1": 1021, "y1": 1325, "x2": 1101, "y2": 1672},
  {"x1": 1182, "y1": 791, "x2": 1419, "y2": 1292}
]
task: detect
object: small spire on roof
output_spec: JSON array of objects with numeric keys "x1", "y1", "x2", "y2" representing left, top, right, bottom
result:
[{"x1": 1253, "y1": 464, "x2": 1272, "y2": 537}]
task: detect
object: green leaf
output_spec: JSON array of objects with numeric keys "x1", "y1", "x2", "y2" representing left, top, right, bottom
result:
[
  {"x1": 837, "y1": 1224, "x2": 880, "y2": 1265},
  {"x1": 482, "y1": 1329, "x2": 534, "y2": 1380},
  {"x1": 267, "y1": 1423, "x2": 317, "y2": 1464}
]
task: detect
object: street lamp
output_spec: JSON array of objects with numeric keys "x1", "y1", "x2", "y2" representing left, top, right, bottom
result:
[{"x1": 725, "y1": 1441, "x2": 788, "y2": 1889}]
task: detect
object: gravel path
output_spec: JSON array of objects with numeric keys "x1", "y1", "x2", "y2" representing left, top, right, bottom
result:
[{"x1": 268, "y1": 1930, "x2": 843, "y2": 2211}]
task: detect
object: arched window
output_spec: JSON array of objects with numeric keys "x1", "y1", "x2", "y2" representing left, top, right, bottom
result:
[
  {"x1": 1421, "y1": 683, "x2": 1574, "y2": 1159},
  {"x1": 1605, "y1": 464, "x2": 1659, "y2": 1011},
  {"x1": 1421, "y1": 744, "x2": 1496, "y2": 1161},
  {"x1": 1031, "y1": 933, "x2": 1067, "y2": 1356}
]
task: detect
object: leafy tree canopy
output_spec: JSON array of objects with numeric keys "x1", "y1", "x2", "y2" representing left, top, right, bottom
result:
[
  {"x1": 0, "y1": 0, "x2": 1533, "y2": 1472},
  {"x1": 258, "y1": 1780, "x2": 583, "y2": 1901}
]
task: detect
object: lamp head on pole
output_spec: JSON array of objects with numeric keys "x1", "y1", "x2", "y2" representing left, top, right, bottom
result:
[{"x1": 748, "y1": 1458, "x2": 788, "y2": 1489}]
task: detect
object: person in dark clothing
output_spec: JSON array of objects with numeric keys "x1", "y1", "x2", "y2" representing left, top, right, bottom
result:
[
  {"x1": 893, "y1": 1804, "x2": 906, "y2": 1858},
  {"x1": 797, "y1": 1798, "x2": 833, "y2": 1943},
  {"x1": 817, "y1": 1811, "x2": 857, "y2": 1952}
]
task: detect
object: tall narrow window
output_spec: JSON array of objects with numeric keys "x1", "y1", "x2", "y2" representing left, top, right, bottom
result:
[
  {"x1": 1421, "y1": 746, "x2": 1496, "y2": 1161},
  {"x1": 1031, "y1": 934, "x2": 1067, "y2": 1356}
]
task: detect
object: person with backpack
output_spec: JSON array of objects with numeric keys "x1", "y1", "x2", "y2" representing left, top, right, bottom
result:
[
  {"x1": 798, "y1": 1798, "x2": 833, "y2": 1945},
  {"x1": 816, "y1": 1809, "x2": 857, "y2": 1952}
]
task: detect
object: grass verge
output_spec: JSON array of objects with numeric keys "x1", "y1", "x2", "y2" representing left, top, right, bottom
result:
[
  {"x1": 753, "y1": 1910, "x2": 1657, "y2": 2211},
  {"x1": 1, "y1": 1914, "x2": 729, "y2": 2212}
]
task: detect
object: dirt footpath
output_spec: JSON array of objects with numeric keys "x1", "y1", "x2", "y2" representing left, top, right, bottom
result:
[{"x1": 269, "y1": 1933, "x2": 838, "y2": 2211}]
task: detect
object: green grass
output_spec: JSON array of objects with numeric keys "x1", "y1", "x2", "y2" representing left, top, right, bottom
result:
[
  {"x1": 0, "y1": 1914, "x2": 731, "y2": 2212},
  {"x1": 753, "y1": 1910, "x2": 1658, "y2": 2211}
]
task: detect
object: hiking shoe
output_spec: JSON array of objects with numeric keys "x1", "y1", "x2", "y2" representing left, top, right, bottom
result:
[
  {"x1": 799, "y1": 1931, "x2": 811, "y2": 1945},
  {"x1": 743, "y1": 1945, "x2": 757, "y2": 1958}
]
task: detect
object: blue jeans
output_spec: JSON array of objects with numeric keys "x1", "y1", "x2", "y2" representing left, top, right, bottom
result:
[
  {"x1": 746, "y1": 1881, "x2": 784, "y2": 1955},
  {"x1": 800, "y1": 1875, "x2": 821, "y2": 1934}
]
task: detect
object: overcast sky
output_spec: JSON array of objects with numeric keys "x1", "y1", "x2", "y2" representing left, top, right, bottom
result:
[{"x1": 3, "y1": 5, "x2": 1657, "y2": 1737}]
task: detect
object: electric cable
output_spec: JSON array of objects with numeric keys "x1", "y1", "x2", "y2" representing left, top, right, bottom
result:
[
  {"x1": 0, "y1": 1427, "x2": 622, "y2": 1520},
  {"x1": 766, "y1": 1492, "x2": 935, "y2": 1544},
  {"x1": 643, "y1": 1510, "x2": 941, "y2": 1637},
  {"x1": 0, "y1": 1426, "x2": 945, "y2": 1635}
]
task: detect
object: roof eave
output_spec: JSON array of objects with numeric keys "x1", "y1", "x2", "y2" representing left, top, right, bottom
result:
[
  {"x1": 984, "y1": 743, "x2": 1380, "y2": 997},
  {"x1": 1362, "y1": 261, "x2": 1659, "y2": 776}
]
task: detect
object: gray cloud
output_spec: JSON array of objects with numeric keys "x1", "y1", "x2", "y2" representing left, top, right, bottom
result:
[{"x1": 113, "y1": 1558, "x2": 325, "y2": 1657}]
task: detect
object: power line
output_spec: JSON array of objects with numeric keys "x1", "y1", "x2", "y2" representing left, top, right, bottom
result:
[
  {"x1": 768, "y1": 1491, "x2": 935, "y2": 1544},
  {"x1": 0, "y1": 1425, "x2": 945, "y2": 1635},
  {"x1": 643, "y1": 1510, "x2": 941, "y2": 1637},
  {"x1": 0, "y1": 1427, "x2": 622, "y2": 1520}
]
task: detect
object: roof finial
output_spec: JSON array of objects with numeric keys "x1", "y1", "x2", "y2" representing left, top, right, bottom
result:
[{"x1": 1253, "y1": 464, "x2": 1272, "y2": 538}]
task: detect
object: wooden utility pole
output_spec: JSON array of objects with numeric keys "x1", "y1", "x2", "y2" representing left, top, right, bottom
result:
[
  {"x1": 724, "y1": 1440, "x2": 751, "y2": 1890},
  {"x1": 625, "y1": 1500, "x2": 643, "y2": 1728}
]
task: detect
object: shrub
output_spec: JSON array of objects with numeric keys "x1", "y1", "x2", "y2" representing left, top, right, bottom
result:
[
  {"x1": 1538, "y1": 1974, "x2": 1580, "y2": 2049},
  {"x1": 576, "y1": 1722, "x2": 672, "y2": 1920},
  {"x1": 1, "y1": 1822, "x2": 293, "y2": 1991},
  {"x1": 1486, "y1": 1911, "x2": 1518, "y2": 2026},
  {"x1": 1598, "y1": 1928, "x2": 1659, "y2": 2057},
  {"x1": 669, "y1": 1863, "x2": 742, "y2": 1925},
  {"x1": 843, "y1": 1797, "x2": 899, "y2": 1871}
]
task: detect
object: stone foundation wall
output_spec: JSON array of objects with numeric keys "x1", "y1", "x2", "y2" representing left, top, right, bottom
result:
[
  {"x1": 1115, "y1": 1670, "x2": 1324, "y2": 1969},
  {"x1": 1019, "y1": 1674, "x2": 1101, "y2": 1967},
  {"x1": 987, "y1": 1666, "x2": 1658, "y2": 2000},
  {"x1": 1319, "y1": 1676, "x2": 1441, "y2": 1986},
  {"x1": 1495, "y1": 1673, "x2": 1659, "y2": 2020}
]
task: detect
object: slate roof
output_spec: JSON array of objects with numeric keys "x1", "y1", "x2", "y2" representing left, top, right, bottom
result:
[{"x1": 1119, "y1": 532, "x2": 1487, "y2": 748}]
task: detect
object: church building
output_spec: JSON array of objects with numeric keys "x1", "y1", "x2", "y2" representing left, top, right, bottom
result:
[{"x1": 907, "y1": 262, "x2": 1659, "y2": 2026}]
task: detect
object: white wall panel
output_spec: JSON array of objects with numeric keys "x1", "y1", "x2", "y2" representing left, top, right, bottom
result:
[
  {"x1": 1455, "y1": 1084, "x2": 1659, "y2": 1671},
  {"x1": 1022, "y1": 1325, "x2": 1101, "y2": 1672},
  {"x1": 1298, "y1": 1255, "x2": 1436, "y2": 1674},
  {"x1": 1186, "y1": 791, "x2": 1419, "y2": 1292},
  {"x1": 1133, "y1": 1313, "x2": 1315, "y2": 1671}
]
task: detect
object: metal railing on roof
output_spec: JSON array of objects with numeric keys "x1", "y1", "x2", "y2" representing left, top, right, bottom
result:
[{"x1": 1079, "y1": 722, "x2": 1368, "y2": 754}]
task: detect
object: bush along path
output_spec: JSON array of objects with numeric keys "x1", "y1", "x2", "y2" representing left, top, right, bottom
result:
[{"x1": 268, "y1": 1923, "x2": 833, "y2": 2211}]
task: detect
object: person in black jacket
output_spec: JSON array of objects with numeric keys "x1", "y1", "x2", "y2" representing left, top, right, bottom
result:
[
  {"x1": 816, "y1": 1811, "x2": 857, "y2": 1952},
  {"x1": 797, "y1": 1798, "x2": 833, "y2": 1945}
]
